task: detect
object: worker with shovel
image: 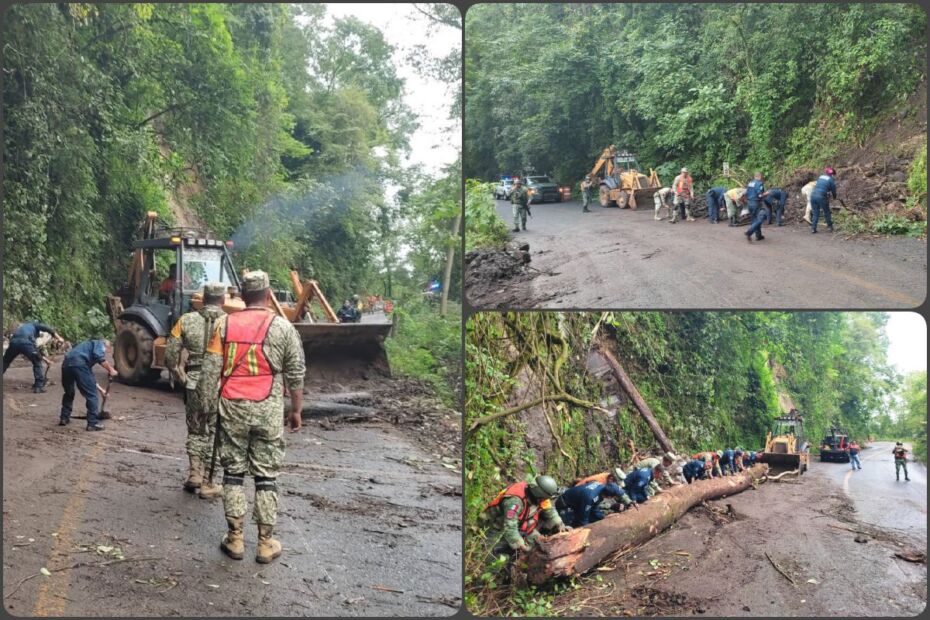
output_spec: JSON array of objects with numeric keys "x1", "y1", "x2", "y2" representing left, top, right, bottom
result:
[
  {"x1": 810, "y1": 166, "x2": 837, "y2": 234},
  {"x1": 3, "y1": 320, "x2": 65, "y2": 393},
  {"x1": 166, "y1": 282, "x2": 226, "y2": 499},
  {"x1": 58, "y1": 339, "x2": 117, "y2": 431}
]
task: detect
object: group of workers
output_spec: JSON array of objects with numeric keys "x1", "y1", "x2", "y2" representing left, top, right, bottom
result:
[
  {"x1": 652, "y1": 167, "x2": 839, "y2": 241},
  {"x1": 3, "y1": 271, "x2": 306, "y2": 564}
]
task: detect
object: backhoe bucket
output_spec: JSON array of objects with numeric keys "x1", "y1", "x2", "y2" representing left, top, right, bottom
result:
[
  {"x1": 293, "y1": 320, "x2": 392, "y2": 385},
  {"x1": 758, "y1": 451, "x2": 801, "y2": 474}
]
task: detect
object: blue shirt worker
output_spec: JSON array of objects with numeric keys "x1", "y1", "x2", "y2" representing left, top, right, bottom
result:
[
  {"x1": 623, "y1": 466, "x2": 654, "y2": 504},
  {"x1": 58, "y1": 339, "x2": 118, "y2": 431},
  {"x1": 682, "y1": 458, "x2": 707, "y2": 483},
  {"x1": 810, "y1": 167, "x2": 838, "y2": 233},
  {"x1": 744, "y1": 450, "x2": 757, "y2": 467},
  {"x1": 3, "y1": 321, "x2": 64, "y2": 392},
  {"x1": 763, "y1": 188, "x2": 788, "y2": 226},
  {"x1": 559, "y1": 479, "x2": 632, "y2": 526},
  {"x1": 745, "y1": 173, "x2": 768, "y2": 219},
  {"x1": 744, "y1": 200, "x2": 771, "y2": 243},
  {"x1": 719, "y1": 448, "x2": 735, "y2": 475},
  {"x1": 705, "y1": 186, "x2": 726, "y2": 224}
]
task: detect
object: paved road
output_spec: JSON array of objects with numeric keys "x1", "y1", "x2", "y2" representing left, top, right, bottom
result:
[
  {"x1": 818, "y1": 441, "x2": 927, "y2": 539},
  {"x1": 2, "y1": 358, "x2": 461, "y2": 617},
  {"x1": 489, "y1": 198, "x2": 927, "y2": 309}
]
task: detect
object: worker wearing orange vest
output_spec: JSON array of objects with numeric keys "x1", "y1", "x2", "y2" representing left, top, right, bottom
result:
[
  {"x1": 486, "y1": 475, "x2": 571, "y2": 553},
  {"x1": 669, "y1": 168, "x2": 695, "y2": 223},
  {"x1": 198, "y1": 271, "x2": 306, "y2": 564}
]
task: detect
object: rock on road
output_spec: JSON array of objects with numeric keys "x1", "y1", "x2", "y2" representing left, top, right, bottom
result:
[
  {"x1": 487, "y1": 198, "x2": 926, "y2": 309},
  {"x1": 2, "y1": 358, "x2": 462, "y2": 617}
]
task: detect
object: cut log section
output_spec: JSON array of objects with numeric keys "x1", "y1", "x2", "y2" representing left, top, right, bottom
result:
[
  {"x1": 525, "y1": 463, "x2": 768, "y2": 585},
  {"x1": 301, "y1": 401, "x2": 376, "y2": 419}
]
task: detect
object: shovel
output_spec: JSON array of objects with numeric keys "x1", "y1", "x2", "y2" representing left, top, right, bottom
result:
[{"x1": 74, "y1": 375, "x2": 112, "y2": 420}]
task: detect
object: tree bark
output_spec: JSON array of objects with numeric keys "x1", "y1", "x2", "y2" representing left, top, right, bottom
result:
[
  {"x1": 524, "y1": 463, "x2": 768, "y2": 585},
  {"x1": 301, "y1": 401, "x2": 376, "y2": 419},
  {"x1": 440, "y1": 212, "x2": 461, "y2": 317},
  {"x1": 594, "y1": 342, "x2": 673, "y2": 454}
]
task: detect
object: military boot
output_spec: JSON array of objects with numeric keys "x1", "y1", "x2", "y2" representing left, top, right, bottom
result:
[
  {"x1": 220, "y1": 516, "x2": 245, "y2": 560},
  {"x1": 255, "y1": 524, "x2": 282, "y2": 564},
  {"x1": 728, "y1": 216, "x2": 736, "y2": 227},
  {"x1": 184, "y1": 455, "x2": 203, "y2": 492},
  {"x1": 199, "y1": 479, "x2": 223, "y2": 499}
]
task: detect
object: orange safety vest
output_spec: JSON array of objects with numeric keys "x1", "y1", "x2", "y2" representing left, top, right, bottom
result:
[
  {"x1": 221, "y1": 308, "x2": 275, "y2": 401},
  {"x1": 487, "y1": 481, "x2": 541, "y2": 535},
  {"x1": 676, "y1": 175, "x2": 692, "y2": 196},
  {"x1": 574, "y1": 471, "x2": 609, "y2": 487}
]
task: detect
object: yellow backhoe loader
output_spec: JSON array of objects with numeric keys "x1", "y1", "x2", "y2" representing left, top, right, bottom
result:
[
  {"x1": 758, "y1": 411, "x2": 810, "y2": 475},
  {"x1": 106, "y1": 213, "x2": 391, "y2": 386},
  {"x1": 589, "y1": 145, "x2": 662, "y2": 209}
]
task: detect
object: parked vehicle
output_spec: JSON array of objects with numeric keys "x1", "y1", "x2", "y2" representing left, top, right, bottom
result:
[{"x1": 493, "y1": 177, "x2": 515, "y2": 200}]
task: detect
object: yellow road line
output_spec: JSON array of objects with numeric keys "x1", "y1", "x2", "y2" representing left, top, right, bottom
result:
[
  {"x1": 33, "y1": 442, "x2": 104, "y2": 617},
  {"x1": 794, "y1": 258, "x2": 923, "y2": 307}
]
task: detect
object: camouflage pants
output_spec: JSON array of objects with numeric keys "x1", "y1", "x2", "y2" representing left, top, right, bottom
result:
[
  {"x1": 671, "y1": 194, "x2": 692, "y2": 222},
  {"x1": 184, "y1": 388, "x2": 216, "y2": 463},
  {"x1": 219, "y1": 409, "x2": 285, "y2": 526}
]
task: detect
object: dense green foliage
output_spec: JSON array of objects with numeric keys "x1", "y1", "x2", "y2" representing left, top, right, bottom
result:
[
  {"x1": 464, "y1": 3, "x2": 926, "y2": 189},
  {"x1": 464, "y1": 311, "x2": 905, "y2": 614},
  {"x1": 3, "y1": 3, "x2": 460, "y2": 339},
  {"x1": 465, "y1": 179, "x2": 510, "y2": 250}
]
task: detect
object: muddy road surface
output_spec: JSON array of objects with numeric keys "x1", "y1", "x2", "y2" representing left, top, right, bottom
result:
[
  {"x1": 469, "y1": 199, "x2": 926, "y2": 309},
  {"x1": 545, "y1": 443, "x2": 926, "y2": 617},
  {"x1": 3, "y1": 357, "x2": 462, "y2": 616}
]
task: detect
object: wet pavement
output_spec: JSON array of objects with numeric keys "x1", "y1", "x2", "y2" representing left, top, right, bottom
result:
[
  {"x1": 477, "y1": 198, "x2": 927, "y2": 309},
  {"x1": 3, "y1": 358, "x2": 462, "y2": 616}
]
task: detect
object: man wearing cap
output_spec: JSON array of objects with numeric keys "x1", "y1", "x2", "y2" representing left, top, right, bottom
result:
[
  {"x1": 510, "y1": 177, "x2": 531, "y2": 233},
  {"x1": 486, "y1": 474, "x2": 572, "y2": 554},
  {"x1": 892, "y1": 442, "x2": 910, "y2": 481},
  {"x1": 719, "y1": 447, "x2": 736, "y2": 475},
  {"x1": 632, "y1": 453, "x2": 678, "y2": 495},
  {"x1": 558, "y1": 474, "x2": 632, "y2": 527},
  {"x1": 166, "y1": 282, "x2": 227, "y2": 499},
  {"x1": 670, "y1": 168, "x2": 695, "y2": 223},
  {"x1": 810, "y1": 166, "x2": 837, "y2": 234},
  {"x1": 745, "y1": 172, "x2": 768, "y2": 220},
  {"x1": 581, "y1": 174, "x2": 594, "y2": 213},
  {"x1": 3, "y1": 320, "x2": 65, "y2": 393},
  {"x1": 198, "y1": 270, "x2": 306, "y2": 564},
  {"x1": 653, "y1": 186, "x2": 674, "y2": 220}
]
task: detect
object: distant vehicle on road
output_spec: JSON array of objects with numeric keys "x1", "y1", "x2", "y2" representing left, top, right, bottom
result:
[
  {"x1": 524, "y1": 174, "x2": 563, "y2": 203},
  {"x1": 493, "y1": 177, "x2": 515, "y2": 200},
  {"x1": 819, "y1": 425, "x2": 851, "y2": 462}
]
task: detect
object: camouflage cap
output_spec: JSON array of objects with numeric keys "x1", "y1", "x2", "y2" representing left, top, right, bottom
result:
[
  {"x1": 203, "y1": 281, "x2": 226, "y2": 297},
  {"x1": 241, "y1": 270, "x2": 270, "y2": 293}
]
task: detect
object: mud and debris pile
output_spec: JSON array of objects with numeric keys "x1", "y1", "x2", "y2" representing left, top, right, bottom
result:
[{"x1": 464, "y1": 241, "x2": 533, "y2": 308}]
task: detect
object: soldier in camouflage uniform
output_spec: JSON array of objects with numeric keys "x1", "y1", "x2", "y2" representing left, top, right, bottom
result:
[
  {"x1": 198, "y1": 271, "x2": 306, "y2": 564},
  {"x1": 510, "y1": 178, "x2": 531, "y2": 232},
  {"x1": 165, "y1": 282, "x2": 226, "y2": 498},
  {"x1": 632, "y1": 453, "x2": 678, "y2": 497},
  {"x1": 485, "y1": 474, "x2": 571, "y2": 555}
]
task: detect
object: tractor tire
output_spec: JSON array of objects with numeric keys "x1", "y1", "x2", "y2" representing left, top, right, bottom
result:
[
  {"x1": 616, "y1": 190, "x2": 630, "y2": 209},
  {"x1": 114, "y1": 320, "x2": 156, "y2": 385},
  {"x1": 599, "y1": 186, "x2": 611, "y2": 207}
]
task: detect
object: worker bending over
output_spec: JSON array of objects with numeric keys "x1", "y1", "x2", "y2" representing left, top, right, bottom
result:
[{"x1": 486, "y1": 475, "x2": 571, "y2": 554}]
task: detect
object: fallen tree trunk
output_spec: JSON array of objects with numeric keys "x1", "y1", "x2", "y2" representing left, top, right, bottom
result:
[
  {"x1": 593, "y1": 342, "x2": 673, "y2": 454},
  {"x1": 301, "y1": 401, "x2": 376, "y2": 419},
  {"x1": 525, "y1": 463, "x2": 768, "y2": 585},
  {"x1": 307, "y1": 391, "x2": 372, "y2": 403}
]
